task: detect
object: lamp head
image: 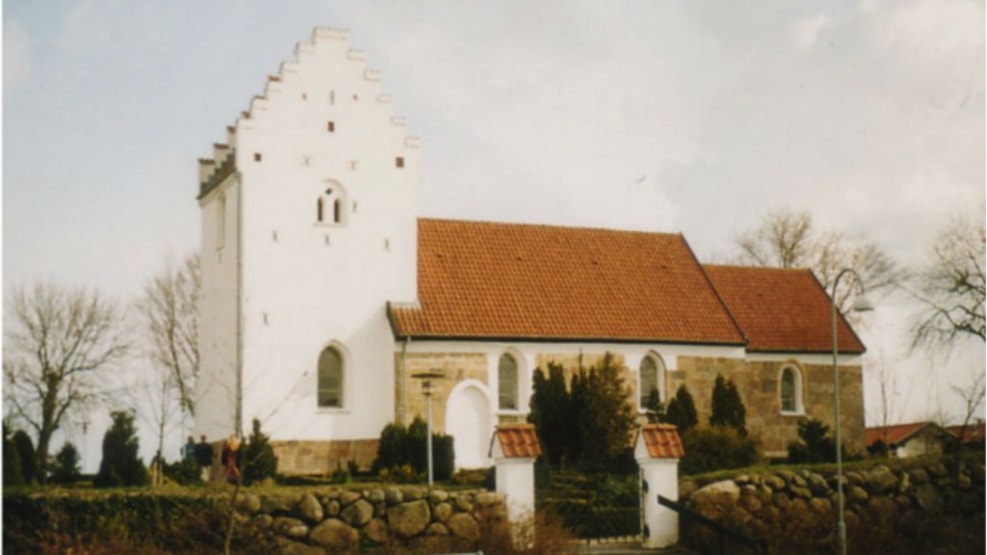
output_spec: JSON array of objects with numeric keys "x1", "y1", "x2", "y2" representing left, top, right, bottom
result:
[{"x1": 851, "y1": 293, "x2": 875, "y2": 313}]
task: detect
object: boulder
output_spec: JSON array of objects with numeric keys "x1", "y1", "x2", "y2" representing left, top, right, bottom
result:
[
  {"x1": 679, "y1": 479, "x2": 698, "y2": 500},
  {"x1": 339, "y1": 490, "x2": 362, "y2": 505},
  {"x1": 692, "y1": 480, "x2": 741, "y2": 506},
  {"x1": 388, "y1": 500, "x2": 431, "y2": 538},
  {"x1": 740, "y1": 492, "x2": 762, "y2": 513},
  {"x1": 261, "y1": 495, "x2": 293, "y2": 514},
  {"x1": 403, "y1": 486, "x2": 426, "y2": 501},
  {"x1": 428, "y1": 489, "x2": 450, "y2": 504},
  {"x1": 454, "y1": 495, "x2": 474, "y2": 512},
  {"x1": 914, "y1": 483, "x2": 941, "y2": 511},
  {"x1": 809, "y1": 497, "x2": 831, "y2": 514},
  {"x1": 806, "y1": 472, "x2": 830, "y2": 496},
  {"x1": 273, "y1": 517, "x2": 310, "y2": 539},
  {"x1": 253, "y1": 513, "x2": 273, "y2": 529},
  {"x1": 309, "y1": 518, "x2": 359, "y2": 552},
  {"x1": 433, "y1": 502, "x2": 454, "y2": 522},
  {"x1": 280, "y1": 540, "x2": 328, "y2": 555},
  {"x1": 764, "y1": 474, "x2": 786, "y2": 490},
  {"x1": 426, "y1": 522, "x2": 450, "y2": 536},
  {"x1": 970, "y1": 463, "x2": 985, "y2": 484},
  {"x1": 365, "y1": 518, "x2": 389, "y2": 544},
  {"x1": 790, "y1": 486, "x2": 812, "y2": 499},
  {"x1": 325, "y1": 500, "x2": 341, "y2": 517},
  {"x1": 896, "y1": 471, "x2": 911, "y2": 494},
  {"x1": 475, "y1": 492, "x2": 500, "y2": 506},
  {"x1": 366, "y1": 488, "x2": 386, "y2": 504},
  {"x1": 866, "y1": 466, "x2": 898, "y2": 494},
  {"x1": 847, "y1": 485, "x2": 869, "y2": 504},
  {"x1": 235, "y1": 492, "x2": 261, "y2": 514},
  {"x1": 866, "y1": 496, "x2": 896, "y2": 524},
  {"x1": 447, "y1": 512, "x2": 480, "y2": 540},
  {"x1": 341, "y1": 499, "x2": 374, "y2": 526},
  {"x1": 845, "y1": 471, "x2": 865, "y2": 487},
  {"x1": 908, "y1": 468, "x2": 930, "y2": 485},
  {"x1": 384, "y1": 486, "x2": 403, "y2": 505},
  {"x1": 297, "y1": 493, "x2": 323, "y2": 523}
]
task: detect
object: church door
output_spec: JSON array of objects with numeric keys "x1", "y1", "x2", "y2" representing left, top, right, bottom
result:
[{"x1": 445, "y1": 383, "x2": 493, "y2": 469}]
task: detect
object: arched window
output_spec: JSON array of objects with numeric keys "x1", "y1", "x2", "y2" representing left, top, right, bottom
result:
[
  {"x1": 317, "y1": 182, "x2": 346, "y2": 225},
  {"x1": 780, "y1": 365, "x2": 803, "y2": 414},
  {"x1": 498, "y1": 353, "x2": 518, "y2": 410},
  {"x1": 639, "y1": 354, "x2": 665, "y2": 410},
  {"x1": 318, "y1": 346, "x2": 344, "y2": 408}
]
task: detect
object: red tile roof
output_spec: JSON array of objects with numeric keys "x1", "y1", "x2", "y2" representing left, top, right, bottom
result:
[
  {"x1": 390, "y1": 219, "x2": 746, "y2": 344},
  {"x1": 865, "y1": 422, "x2": 943, "y2": 447},
  {"x1": 637, "y1": 424, "x2": 685, "y2": 459},
  {"x1": 489, "y1": 424, "x2": 542, "y2": 458},
  {"x1": 703, "y1": 265, "x2": 866, "y2": 354},
  {"x1": 945, "y1": 423, "x2": 986, "y2": 445}
]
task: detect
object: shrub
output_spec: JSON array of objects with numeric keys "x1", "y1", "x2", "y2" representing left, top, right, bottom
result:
[
  {"x1": 3, "y1": 423, "x2": 24, "y2": 486},
  {"x1": 163, "y1": 458, "x2": 202, "y2": 485},
  {"x1": 572, "y1": 353, "x2": 637, "y2": 471},
  {"x1": 528, "y1": 362, "x2": 571, "y2": 467},
  {"x1": 666, "y1": 384, "x2": 699, "y2": 433},
  {"x1": 680, "y1": 426, "x2": 759, "y2": 475},
  {"x1": 371, "y1": 417, "x2": 455, "y2": 481},
  {"x1": 95, "y1": 410, "x2": 148, "y2": 487},
  {"x1": 710, "y1": 374, "x2": 747, "y2": 435},
  {"x1": 787, "y1": 418, "x2": 837, "y2": 464},
  {"x1": 330, "y1": 461, "x2": 350, "y2": 484},
  {"x1": 50, "y1": 442, "x2": 82, "y2": 484},
  {"x1": 241, "y1": 418, "x2": 278, "y2": 485},
  {"x1": 13, "y1": 430, "x2": 37, "y2": 484}
]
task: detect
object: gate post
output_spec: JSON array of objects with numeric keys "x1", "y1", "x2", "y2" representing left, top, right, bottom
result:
[
  {"x1": 489, "y1": 424, "x2": 542, "y2": 529},
  {"x1": 635, "y1": 424, "x2": 684, "y2": 549}
]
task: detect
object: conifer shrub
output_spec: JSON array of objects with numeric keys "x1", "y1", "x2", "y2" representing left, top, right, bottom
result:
[
  {"x1": 13, "y1": 430, "x2": 37, "y2": 484},
  {"x1": 241, "y1": 418, "x2": 278, "y2": 485},
  {"x1": 163, "y1": 458, "x2": 202, "y2": 485},
  {"x1": 50, "y1": 442, "x2": 82, "y2": 484},
  {"x1": 95, "y1": 410, "x2": 149, "y2": 487},
  {"x1": 3, "y1": 424, "x2": 24, "y2": 486},
  {"x1": 371, "y1": 417, "x2": 455, "y2": 481},
  {"x1": 788, "y1": 418, "x2": 842, "y2": 464},
  {"x1": 710, "y1": 374, "x2": 747, "y2": 435},
  {"x1": 666, "y1": 384, "x2": 699, "y2": 433}
]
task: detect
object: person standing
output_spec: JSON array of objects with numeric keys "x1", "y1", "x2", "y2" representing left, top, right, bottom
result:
[
  {"x1": 194, "y1": 435, "x2": 213, "y2": 482},
  {"x1": 223, "y1": 434, "x2": 241, "y2": 483}
]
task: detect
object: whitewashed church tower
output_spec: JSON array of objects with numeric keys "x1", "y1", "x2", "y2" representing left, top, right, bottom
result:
[{"x1": 194, "y1": 28, "x2": 419, "y2": 469}]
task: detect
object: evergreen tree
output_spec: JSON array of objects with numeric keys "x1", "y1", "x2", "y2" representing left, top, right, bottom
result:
[
  {"x1": 371, "y1": 423, "x2": 409, "y2": 473},
  {"x1": 577, "y1": 352, "x2": 637, "y2": 470},
  {"x1": 643, "y1": 387, "x2": 665, "y2": 424},
  {"x1": 3, "y1": 424, "x2": 24, "y2": 486},
  {"x1": 787, "y1": 418, "x2": 837, "y2": 464},
  {"x1": 95, "y1": 410, "x2": 149, "y2": 487},
  {"x1": 666, "y1": 384, "x2": 698, "y2": 433},
  {"x1": 13, "y1": 430, "x2": 37, "y2": 484},
  {"x1": 710, "y1": 375, "x2": 747, "y2": 436},
  {"x1": 242, "y1": 418, "x2": 278, "y2": 485},
  {"x1": 567, "y1": 369, "x2": 589, "y2": 465},
  {"x1": 527, "y1": 362, "x2": 570, "y2": 468},
  {"x1": 51, "y1": 442, "x2": 82, "y2": 483}
]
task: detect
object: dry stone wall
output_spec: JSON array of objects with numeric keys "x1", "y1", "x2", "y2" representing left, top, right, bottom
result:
[
  {"x1": 233, "y1": 486, "x2": 506, "y2": 554},
  {"x1": 680, "y1": 458, "x2": 985, "y2": 549}
]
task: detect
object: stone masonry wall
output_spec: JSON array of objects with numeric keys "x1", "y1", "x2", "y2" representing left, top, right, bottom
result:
[
  {"x1": 680, "y1": 457, "x2": 985, "y2": 550},
  {"x1": 272, "y1": 440, "x2": 381, "y2": 475},
  {"x1": 397, "y1": 352, "x2": 489, "y2": 432},
  {"x1": 234, "y1": 486, "x2": 506, "y2": 554}
]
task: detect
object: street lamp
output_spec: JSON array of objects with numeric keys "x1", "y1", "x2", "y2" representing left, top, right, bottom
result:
[
  {"x1": 411, "y1": 370, "x2": 445, "y2": 487},
  {"x1": 831, "y1": 268, "x2": 873, "y2": 555}
]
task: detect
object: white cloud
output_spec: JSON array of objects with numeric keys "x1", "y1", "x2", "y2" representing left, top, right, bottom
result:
[
  {"x1": 790, "y1": 14, "x2": 831, "y2": 50},
  {"x1": 3, "y1": 21, "x2": 31, "y2": 90}
]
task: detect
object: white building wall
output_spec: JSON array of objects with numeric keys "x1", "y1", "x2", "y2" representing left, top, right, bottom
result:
[
  {"x1": 194, "y1": 175, "x2": 240, "y2": 440},
  {"x1": 197, "y1": 28, "x2": 418, "y2": 442}
]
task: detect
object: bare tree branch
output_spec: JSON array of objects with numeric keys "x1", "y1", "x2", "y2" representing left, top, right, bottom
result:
[{"x1": 3, "y1": 281, "x2": 129, "y2": 482}]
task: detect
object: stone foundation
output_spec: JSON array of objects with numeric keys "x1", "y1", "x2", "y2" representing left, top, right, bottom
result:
[{"x1": 272, "y1": 439, "x2": 380, "y2": 476}]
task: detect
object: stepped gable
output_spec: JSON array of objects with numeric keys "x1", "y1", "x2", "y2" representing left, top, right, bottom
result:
[
  {"x1": 197, "y1": 27, "x2": 419, "y2": 199},
  {"x1": 703, "y1": 264, "x2": 866, "y2": 354},
  {"x1": 389, "y1": 219, "x2": 746, "y2": 345}
]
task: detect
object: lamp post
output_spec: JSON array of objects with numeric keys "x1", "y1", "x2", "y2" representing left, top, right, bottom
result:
[
  {"x1": 831, "y1": 269, "x2": 874, "y2": 555},
  {"x1": 411, "y1": 370, "x2": 444, "y2": 487}
]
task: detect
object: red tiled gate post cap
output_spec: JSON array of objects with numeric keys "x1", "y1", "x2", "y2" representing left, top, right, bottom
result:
[
  {"x1": 489, "y1": 424, "x2": 543, "y2": 459},
  {"x1": 636, "y1": 424, "x2": 685, "y2": 459}
]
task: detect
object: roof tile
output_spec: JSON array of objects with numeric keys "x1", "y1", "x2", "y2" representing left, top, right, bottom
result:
[
  {"x1": 490, "y1": 424, "x2": 542, "y2": 458},
  {"x1": 637, "y1": 424, "x2": 685, "y2": 459}
]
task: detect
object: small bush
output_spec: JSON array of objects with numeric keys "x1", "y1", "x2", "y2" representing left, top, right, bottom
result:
[
  {"x1": 241, "y1": 418, "x2": 278, "y2": 485},
  {"x1": 330, "y1": 461, "x2": 351, "y2": 484},
  {"x1": 371, "y1": 417, "x2": 455, "y2": 482},
  {"x1": 95, "y1": 410, "x2": 148, "y2": 488},
  {"x1": 666, "y1": 384, "x2": 699, "y2": 434},
  {"x1": 50, "y1": 442, "x2": 82, "y2": 484},
  {"x1": 787, "y1": 418, "x2": 838, "y2": 464},
  {"x1": 680, "y1": 426, "x2": 759, "y2": 475},
  {"x1": 162, "y1": 458, "x2": 201, "y2": 486}
]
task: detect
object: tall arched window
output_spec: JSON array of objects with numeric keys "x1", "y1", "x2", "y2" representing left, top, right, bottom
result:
[
  {"x1": 639, "y1": 354, "x2": 665, "y2": 410},
  {"x1": 498, "y1": 353, "x2": 518, "y2": 410},
  {"x1": 780, "y1": 365, "x2": 803, "y2": 414},
  {"x1": 318, "y1": 346, "x2": 344, "y2": 408},
  {"x1": 317, "y1": 181, "x2": 346, "y2": 225}
]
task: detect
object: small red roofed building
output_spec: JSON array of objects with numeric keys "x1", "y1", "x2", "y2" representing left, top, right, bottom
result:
[
  {"x1": 635, "y1": 424, "x2": 685, "y2": 548},
  {"x1": 866, "y1": 422, "x2": 951, "y2": 458},
  {"x1": 490, "y1": 424, "x2": 542, "y2": 526}
]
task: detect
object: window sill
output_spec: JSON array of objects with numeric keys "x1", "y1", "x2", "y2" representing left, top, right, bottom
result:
[
  {"x1": 780, "y1": 409, "x2": 806, "y2": 417},
  {"x1": 496, "y1": 409, "x2": 526, "y2": 416},
  {"x1": 317, "y1": 408, "x2": 350, "y2": 415}
]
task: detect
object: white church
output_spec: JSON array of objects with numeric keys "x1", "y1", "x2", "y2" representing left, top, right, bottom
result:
[{"x1": 193, "y1": 28, "x2": 868, "y2": 475}]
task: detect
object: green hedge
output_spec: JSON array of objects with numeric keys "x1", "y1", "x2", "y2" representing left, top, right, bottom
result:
[{"x1": 537, "y1": 471, "x2": 640, "y2": 539}]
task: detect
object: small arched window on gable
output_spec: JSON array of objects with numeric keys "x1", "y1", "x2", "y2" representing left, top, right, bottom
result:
[
  {"x1": 498, "y1": 353, "x2": 519, "y2": 411},
  {"x1": 317, "y1": 182, "x2": 347, "y2": 225},
  {"x1": 780, "y1": 365, "x2": 803, "y2": 414},
  {"x1": 318, "y1": 346, "x2": 344, "y2": 408},
  {"x1": 639, "y1": 354, "x2": 666, "y2": 411}
]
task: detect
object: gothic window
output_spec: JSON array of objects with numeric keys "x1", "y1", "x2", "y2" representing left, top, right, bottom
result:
[
  {"x1": 780, "y1": 365, "x2": 803, "y2": 414},
  {"x1": 639, "y1": 354, "x2": 666, "y2": 410},
  {"x1": 318, "y1": 346, "x2": 344, "y2": 408},
  {"x1": 498, "y1": 353, "x2": 518, "y2": 410}
]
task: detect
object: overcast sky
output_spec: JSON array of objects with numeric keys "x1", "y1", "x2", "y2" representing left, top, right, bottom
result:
[{"x1": 4, "y1": 1, "x2": 984, "y2": 468}]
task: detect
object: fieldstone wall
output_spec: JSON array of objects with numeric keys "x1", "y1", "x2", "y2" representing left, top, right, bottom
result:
[
  {"x1": 233, "y1": 486, "x2": 506, "y2": 554},
  {"x1": 680, "y1": 458, "x2": 985, "y2": 545},
  {"x1": 272, "y1": 440, "x2": 380, "y2": 475},
  {"x1": 396, "y1": 352, "x2": 489, "y2": 431}
]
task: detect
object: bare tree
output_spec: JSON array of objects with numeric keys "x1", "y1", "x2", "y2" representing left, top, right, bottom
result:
[
  {"x1": 3, "y1": 281, "x2": 129, "y2": 482},
  {"x1": 731, "y1": 209, "x2": 902, "y2": 316},
  {"x1": 138, "y1": 252, "x2": 200, "y2": 418},
  {"x1": 909, "y1": 215, "x2": 986, "y2": 354}
]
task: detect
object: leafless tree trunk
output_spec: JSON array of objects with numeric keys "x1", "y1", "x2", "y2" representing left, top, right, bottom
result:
[
  {"x1": 138, "y1": 252, "x2": 200, "y2": 418},
  {"x1": 908, "y1": 215, "x2": 986, "y2": 355},
  {"x1": 3, "y1": 281, "x2": 129, "y2": 483}
]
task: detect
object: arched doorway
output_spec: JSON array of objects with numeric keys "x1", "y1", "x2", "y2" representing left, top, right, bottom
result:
[{"x1": 446, "y1": 381, "x2": 493, "y2": 469}]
